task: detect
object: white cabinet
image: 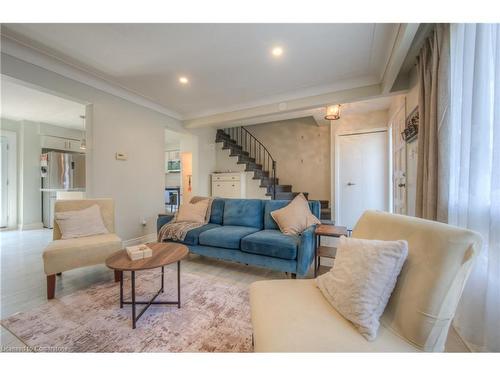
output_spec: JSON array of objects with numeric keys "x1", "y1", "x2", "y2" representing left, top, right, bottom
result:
[
  {"x1": 41, "y1": 135, "x2": 85, "y2": 153},
  {"x1": 211, "y1": 173, "x2": 245, "y2": 198}
]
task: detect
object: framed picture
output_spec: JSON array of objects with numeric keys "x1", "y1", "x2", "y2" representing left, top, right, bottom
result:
[{"x1": 402, "y1": 107, "x2": 419, "y2": 143}]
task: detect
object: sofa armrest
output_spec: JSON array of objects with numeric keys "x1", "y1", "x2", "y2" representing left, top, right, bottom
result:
[
  {"x1": 157, "y1": 214, "x2": 175, "y2": 233},
  {"x1": 296, "y1": 225, "x2": 316, "y2": 276}
]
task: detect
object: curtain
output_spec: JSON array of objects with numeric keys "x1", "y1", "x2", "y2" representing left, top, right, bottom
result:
[
  {"x1": 449, "y1": 23, "x2": 500, "y2": 352},
  {"x1": 416, "y1": 24, "x2": 450, "y2": 221}
]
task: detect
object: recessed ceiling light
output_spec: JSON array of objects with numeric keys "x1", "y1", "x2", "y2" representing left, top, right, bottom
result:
[
  {"x1": 179, "y1": 76, "x2": 189, "y2": 84},
  {"x1": 271, "y1": 46, "x2": 283, "y2": 57}
]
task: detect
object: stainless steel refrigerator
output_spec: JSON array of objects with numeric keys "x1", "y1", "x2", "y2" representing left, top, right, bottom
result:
[{"x1": 41, "y1": 151, "x2": 86, "y2": 228}]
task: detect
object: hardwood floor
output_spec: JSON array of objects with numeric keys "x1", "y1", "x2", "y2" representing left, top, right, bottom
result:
[{"x1": 0, "y1": 229, "x2": 468, "y2": 352}]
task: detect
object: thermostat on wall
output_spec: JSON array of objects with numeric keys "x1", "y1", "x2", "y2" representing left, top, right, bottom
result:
[{"x1": 115, "y1": 152, "x2": 128, "y2": 160}]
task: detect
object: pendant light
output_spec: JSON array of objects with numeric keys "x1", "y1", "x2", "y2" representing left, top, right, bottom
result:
[{"x1": 325, "y1": 104, "x2": 341, "y2": 120}]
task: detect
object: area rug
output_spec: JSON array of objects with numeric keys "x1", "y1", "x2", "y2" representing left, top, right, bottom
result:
[{"x1": 1, "y1": 268, "x2": 253, "y2": 352}]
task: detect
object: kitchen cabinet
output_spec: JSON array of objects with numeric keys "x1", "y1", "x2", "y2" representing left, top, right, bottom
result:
[{"x1": 41, "y1": 135, "x2": 85, "y2": 153}]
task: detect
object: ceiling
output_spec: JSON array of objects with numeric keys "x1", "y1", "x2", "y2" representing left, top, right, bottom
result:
[
  {"x1": 2, "y1": 24, "x2": 399, "y2": 119},
  {"x1": 1, "y1": 78, "x2": 86, "y2": 129}
]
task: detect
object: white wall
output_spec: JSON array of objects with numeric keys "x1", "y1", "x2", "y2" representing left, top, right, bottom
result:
[
  {"x1": 215, "y1": 142, "x2": 268, "y2": 199},
  {"x1": 180, "y1": 128, "x2": 217, "y2": 198},
  {"x1": 0, "y1": 118, "x2": 43, "y2": 228},
  {"x1": 2, "y1": 53, "x2": 184, "y2": 240},
  {"x1": 19, "y1": 120, "x2": 42, "y2": 228},
  {"x1": 330, "y1": 109, "x2": 389, "y2": 220}
]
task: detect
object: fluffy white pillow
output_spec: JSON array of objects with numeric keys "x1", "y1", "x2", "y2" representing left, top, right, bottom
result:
[
  {"x1": 55, "y1": 204, "x2": 109, "y2": 240},
  {"x1": 316, "y1": 236, "x2": 408, "y2": 341},
  {"x1": 270, "y1": 193, "x2": 321, "y2": 235}
]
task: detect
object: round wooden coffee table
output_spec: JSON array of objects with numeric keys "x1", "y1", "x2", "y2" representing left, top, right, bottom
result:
[{"x1": 106, "y1": 242, "x2": 188, "y2": 329}]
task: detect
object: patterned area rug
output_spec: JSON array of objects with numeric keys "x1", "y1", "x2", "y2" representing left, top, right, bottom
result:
[{"x1": 1, "y1": 268, "x2": 253, "y2": 352}]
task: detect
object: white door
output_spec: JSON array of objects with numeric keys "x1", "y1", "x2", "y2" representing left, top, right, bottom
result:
[
  {"x1": 0, "y1": 136, "x2": 9, "y2": 227},
  {"x1": 336, "y1": 130, "x2": 389, "y2": 229}
]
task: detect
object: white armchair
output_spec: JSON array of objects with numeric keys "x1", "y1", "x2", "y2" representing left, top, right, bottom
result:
[
  {"x1": 42, "y1": 199, "x2": 122, "y2": 299},
  {"x1": 250, "y1": 210, "x2": 482, "y2": 352}
]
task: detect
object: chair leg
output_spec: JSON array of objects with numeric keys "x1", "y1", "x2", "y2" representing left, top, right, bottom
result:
[
  {"x1": 47, "y1": 275, "x2": 56, "y2": 299},
  {"x1": 114, "y1": 270, "x2": 122, "y2": 282}
]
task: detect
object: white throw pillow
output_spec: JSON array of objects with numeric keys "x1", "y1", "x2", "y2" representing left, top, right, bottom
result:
[
  {"x1": 55, "y1": 204, "x2": 109, "y2": 240},
  {"x1": 316, "y1": 236, "x2": 408, "y2": 341},
  {"x1": 270, "y1": 193, "x2": 321, "y2": 235}
]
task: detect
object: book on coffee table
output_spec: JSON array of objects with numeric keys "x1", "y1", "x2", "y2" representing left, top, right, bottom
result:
[{"x1": 126, "y1": 244, "x2": 153, "y2": 260}]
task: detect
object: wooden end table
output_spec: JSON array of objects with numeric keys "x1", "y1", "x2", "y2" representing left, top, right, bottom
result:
[
  {"x1": 314, "y1": 224, "x2": 349, "y2": 277},
  {"x1": 105, "y1": 242, "x2": 189, "y2": 329}
]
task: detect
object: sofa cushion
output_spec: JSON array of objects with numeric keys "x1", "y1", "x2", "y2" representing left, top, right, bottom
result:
[
  {"x1": 250, "y1": 279, "x2": 419, "y2": 352},
  {"x1": 43, "y1": 233, "x2": 122, "y2": 275},
  {"x1": 199, "y1": 225, "x2": 260, "y2": 249},
  {"x1": 264, "y1": 200, "x2": 320, "y2": 230},
  {"x1": 209, "y1": 199, "x2": 225, "y2": 225},
  {"x1": 223, "y1": 199, "x2": 264, "y2": 228},
  {"x1": 179, "y1": 223, "x2": 221, "y2": 246},
  {"x1": 241, "y1": 230, "x2": 299, "y2": 260}
]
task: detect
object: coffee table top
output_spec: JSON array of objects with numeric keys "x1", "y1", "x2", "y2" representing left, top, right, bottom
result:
[
  {"x1": 105, "y1": 242, "x2": 188, "y2": 271},
  {"x1": 315, "y1": 224, "x2": 348, "y2": 237}
]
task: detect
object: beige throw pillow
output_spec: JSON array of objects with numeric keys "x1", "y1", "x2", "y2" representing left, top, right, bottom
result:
[
  {"x1": 55, "y1": 204, "x2": 109, "y2": 240},
  {"x1": 175, "y1": 199, "x2": 210, "y2": 223},
  {"x1": 270, "y1": 193, "x2": 321, "y2": 235},
  {"x1": 316, "y1": 236, "x2": 408, "y2": 341}
]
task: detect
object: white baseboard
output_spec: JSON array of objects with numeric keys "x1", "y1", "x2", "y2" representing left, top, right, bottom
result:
[
  {"x1": 122, "y1": 233, "x2": 157, "y2": 247},
  {"x1": 18, "y1": 222, "x2": 44, "y2": 231}
]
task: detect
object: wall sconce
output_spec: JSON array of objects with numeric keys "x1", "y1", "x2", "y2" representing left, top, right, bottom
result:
[{"x1": 325, "y1": 104, "x2": 341, "y2": 120}]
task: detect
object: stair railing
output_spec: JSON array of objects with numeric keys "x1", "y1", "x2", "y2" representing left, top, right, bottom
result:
[{"x1": 223, "y1": 126, "x2": 277, "y2": 199}]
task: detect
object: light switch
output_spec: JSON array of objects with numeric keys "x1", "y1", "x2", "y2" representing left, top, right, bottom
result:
[{"x1": 115, "y1": 152, "x2": 128, "y2": 160}]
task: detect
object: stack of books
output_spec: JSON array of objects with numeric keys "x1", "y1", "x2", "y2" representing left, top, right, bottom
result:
[{"x1": 126, "y1": 244, "x2": 153, "y2": 261}]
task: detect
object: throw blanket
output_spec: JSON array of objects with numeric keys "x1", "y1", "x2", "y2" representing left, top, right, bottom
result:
[{"x1": 157, "y1": 196, "x2": 214, "y2": 243}]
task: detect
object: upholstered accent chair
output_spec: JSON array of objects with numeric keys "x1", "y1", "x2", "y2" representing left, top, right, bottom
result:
[
  {"x1": 42, "y1": 199, "x2": 122, "y2": 299},
  {"x1": 250, "y1": 210, "x2": 482, "y2": 352}
]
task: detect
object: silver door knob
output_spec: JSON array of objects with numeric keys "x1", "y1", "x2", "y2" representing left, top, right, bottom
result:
[{"x1": 347, "y1": 182, "x2": 356, "y2": 186}]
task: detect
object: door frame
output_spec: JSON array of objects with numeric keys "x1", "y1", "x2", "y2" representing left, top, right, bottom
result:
[
  {"x1": 334, "y1": 127, "x2": 390, "y2": 227},
  {"x1": 0, "y1": 129, "x2": 18, "y2": 229}
]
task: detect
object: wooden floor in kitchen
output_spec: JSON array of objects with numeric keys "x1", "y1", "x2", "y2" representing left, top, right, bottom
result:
[{"x1": 0, "y1": 228, "x2": 468, "y2": 352}]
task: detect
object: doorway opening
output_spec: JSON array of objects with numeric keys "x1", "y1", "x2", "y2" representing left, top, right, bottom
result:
[{"x1": 0, "y1": 76, "x2": 88, "y2": 232}]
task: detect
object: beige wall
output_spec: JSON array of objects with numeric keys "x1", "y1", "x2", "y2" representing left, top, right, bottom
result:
[
  {"x1": 245, "y1": 117, "x2": 331, "y2": 202},
  {"x1": 330, "y1": 109, "x2": 389, "y2": 219}
]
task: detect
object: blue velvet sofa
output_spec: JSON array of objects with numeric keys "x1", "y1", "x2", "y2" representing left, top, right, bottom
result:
[{"x1": 157, "y1": 198, "x2": 320, "y2": 277}]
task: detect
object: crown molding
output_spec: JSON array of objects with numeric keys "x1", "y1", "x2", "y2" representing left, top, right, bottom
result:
[{"x1": 0, "y1": 34, "x2": 183, "y2": 121}]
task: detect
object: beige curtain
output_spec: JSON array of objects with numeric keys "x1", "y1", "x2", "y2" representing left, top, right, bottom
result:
[{"x1": 415, "y1": 24, "x2": 450, "y2": 221}]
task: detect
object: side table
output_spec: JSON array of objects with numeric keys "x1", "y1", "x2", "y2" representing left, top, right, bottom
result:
[{"x1": 314, "y1": 224, "x2": 349, "y2": 277}]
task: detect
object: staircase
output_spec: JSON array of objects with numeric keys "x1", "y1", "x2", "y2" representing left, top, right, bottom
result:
[{"x1": 215, "y1": 127, "x2": 309, "y2": 200}]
